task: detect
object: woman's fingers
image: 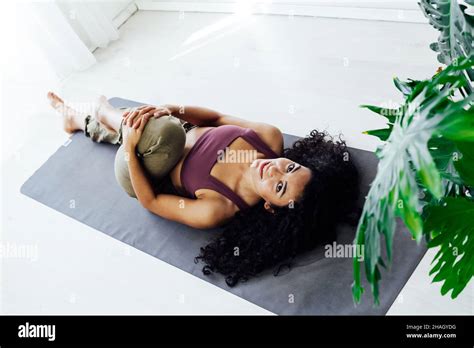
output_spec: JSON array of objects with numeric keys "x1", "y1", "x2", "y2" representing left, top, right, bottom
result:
[
  {"x1": 131, "y1": 114, "x2": 140, "y2": 129},
  {"x1": 131, "y1": 110, "x2": 142, "y2": 128},
  {"x1": 124, "y1": 105, "x2": 169, "y2": 119},
  {"x1": 138, "y1": 113, "x2": 150, "y2": 131},
  {"x1": 132, "y1": 114, "x2": 141, "y2": 129},
  {"x1": 126, "y1": 109, "x2": 140, "y2": 127},
  {"x1": 123, "y1": 106, "x2": 158, "y2": 127},
  {"x1": 131, "y1": 105, "x2": 150, "y2": 112},
  {"x1": 153, "y1": 107, "x2": 172, "y2": 118},
  {"x1": 129, "y1": 107, "x2": 149, "y2": 126},
  {"x1": 153, "y1": 110, "x2": 166, "y2": 117},
  {"x1": 123, "y1": 111, "x2": 130, "y2": 125},
  {"x1": 137, "y1": 104, "x2": 155, "y2": 111},
  {"x1": 123, "y1": 106, "x2": 139, "y2": 117},
  {"x1": 132, "y1": 106, "x2": 154, "y2": 124},
  {"x1": 133, "y1": 113, "x2": 151, "y2": 129},
  {"x1": 138, "y1": 106, "x2": 156, "y2": 116},
  {"x1": 123, "y1": 105, "x2": 152, "y2": 118}
]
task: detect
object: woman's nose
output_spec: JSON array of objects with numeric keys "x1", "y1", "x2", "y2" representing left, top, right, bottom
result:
[{"x1": 267, "y1": 164, "x2": 279, "y2": 178}]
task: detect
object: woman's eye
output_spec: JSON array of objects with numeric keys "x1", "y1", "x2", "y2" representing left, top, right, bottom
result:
[
  {"x1": 276, "y1": 182, "x2": 283, "y2": 192},
  {"x1": 287, "y1": 163, "x2": 295, "y2": 172}
]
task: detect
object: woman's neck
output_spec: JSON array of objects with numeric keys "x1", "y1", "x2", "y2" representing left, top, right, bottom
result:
[{"x1": 237, "y1": 163, "x2": 261, "y2": 204}]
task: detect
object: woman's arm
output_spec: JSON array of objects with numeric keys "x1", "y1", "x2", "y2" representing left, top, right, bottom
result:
[
  {"x1": 131, "y1": 104, "x2": 281, "y2": 137},
  {"x1": 143, "y1": 194, "x2": 232, "y2": 229},
  {"x1": 127, "y1": 104, "x2": 284, "y2": 155},
  {"x1": 163, "y1": 104, "x2": 277, "y2": 131},
  {"x1": 127, "y1": 147, "x2": 156, "y2": 207},
  {"x1": 120, "y1": 106, "x2": 158, "y2": 206},
  {"x1": 162, "y1": 104, "x2": 221, "y2": 127},
  {"x1": 162, "y1": 105, "x2": 284, "y2": 154},
  {"x1": 126, "y1": 104, "x2": 221, "y2": 127},
  {"x1": 127, "y1": 148, "x2": 232, "y2": 228},
  {"x1": 121, "y1": 108, "x2": 232, "y2": 229}
]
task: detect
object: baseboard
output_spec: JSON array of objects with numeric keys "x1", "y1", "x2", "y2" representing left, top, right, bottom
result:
[
  {"x1": 135, "y1": 1, "x2": 428, "y2": 23},
  {"x1": 113, "y1": 2, "x2": 139, "y2": 28}
]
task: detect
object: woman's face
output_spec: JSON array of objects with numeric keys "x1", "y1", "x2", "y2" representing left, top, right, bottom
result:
[{"x1": 250, "y1": 157, "x2": 312, "y2": 209}]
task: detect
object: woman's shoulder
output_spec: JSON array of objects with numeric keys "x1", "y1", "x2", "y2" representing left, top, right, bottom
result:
[
  {"x1": 251, "y1": 125, "x2": 284, "y2": 157},
  {"x1": 211, "y1": 123, "x2": 284, "y2": 156}
]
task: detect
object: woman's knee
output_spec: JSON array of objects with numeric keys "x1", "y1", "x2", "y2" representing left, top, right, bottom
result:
[
  {"x1": 136, "y1": 116, "x2": 185, "y2": 155},
  {"x1": 137, "y1": 115, "x2": 185, "y2": 173},
  {"x1": 114, "y1": 116, "x2": 186, "y2": 197}
]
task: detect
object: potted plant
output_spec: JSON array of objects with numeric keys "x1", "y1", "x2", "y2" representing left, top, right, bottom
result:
[{"x1": 352, "y1": 0, "x2": 473, "y2": 304}]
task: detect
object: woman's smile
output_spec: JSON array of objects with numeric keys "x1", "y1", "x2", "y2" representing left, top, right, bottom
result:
[
  {"x1": 259, "y1": 161, "x2": 271, "y2": 179},
  {"x1": 250, "y1": 159, "x2": 272, "y2": 180}
]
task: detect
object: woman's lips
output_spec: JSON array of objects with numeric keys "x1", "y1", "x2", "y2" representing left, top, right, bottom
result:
[{"x1": 259, "y1": 161, "x2": 270, "y2": 179}]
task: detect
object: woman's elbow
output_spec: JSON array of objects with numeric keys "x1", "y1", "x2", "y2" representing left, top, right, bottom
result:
[
  {"x1": 139, "y1": 197, "x2": 153, "y2": 210},
  {"x1": 140, "y1": 198, "x2": 164, "y2": 218}
]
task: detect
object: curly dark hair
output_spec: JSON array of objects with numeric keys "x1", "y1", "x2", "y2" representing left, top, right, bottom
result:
[{"x1": 194, "y1": 129, "x2": 360, "y2": 287}]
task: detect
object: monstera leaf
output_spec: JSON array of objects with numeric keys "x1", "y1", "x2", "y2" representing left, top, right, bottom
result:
[
  {"x1": 453, "y1": 141, "x2": 474, "y2": 186},
  {"x1": 424, "y1": 196, "x2": 474, "y2": 299},
  {"x1": 419, "y1": 0, "x2": 474, "y2": 93},
  {"x1": 352, "y1": 58, "x2": 474, "y2": 305}
]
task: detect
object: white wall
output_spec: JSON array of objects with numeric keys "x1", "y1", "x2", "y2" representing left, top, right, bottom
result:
[
  {"x1": 137, "y1": 0, "x2": 419, "y2": 9},
  {"x1": 135, "y1": 0, "x2": 426, "y2": 23}
]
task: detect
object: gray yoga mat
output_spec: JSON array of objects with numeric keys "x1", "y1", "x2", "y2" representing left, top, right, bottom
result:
[{"x1": 20, "y1": 97, "x2": 427, "y2": 315}]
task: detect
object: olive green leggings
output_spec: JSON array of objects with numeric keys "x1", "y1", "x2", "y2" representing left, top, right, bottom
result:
[{"x1": 84, "y1": 113, "x2": 186, "y2": 198}]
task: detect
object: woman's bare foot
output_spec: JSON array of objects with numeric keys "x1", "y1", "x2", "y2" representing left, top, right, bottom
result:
[
  {"x1": 47, "y1": 91, "x2": 65, "y2": 110},
  {"x1": 47, "y1": 92, "x2": 85, "y2": 134}
]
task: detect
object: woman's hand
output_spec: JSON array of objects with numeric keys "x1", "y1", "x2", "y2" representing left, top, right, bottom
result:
[
  {"x1": 151, "y1": 104, "x2": 175, "y2": 118},
  {"x1": 121, "y1": 106, "x2": 155, "y2": 150},
  {"x1": 123, "y1": 104, "x2": 175, "y2": 120}
]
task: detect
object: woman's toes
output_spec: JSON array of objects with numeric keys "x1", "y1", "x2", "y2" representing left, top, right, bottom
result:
[{"x1": 47, "y1": 91, "x2": 64, "y2": 109}]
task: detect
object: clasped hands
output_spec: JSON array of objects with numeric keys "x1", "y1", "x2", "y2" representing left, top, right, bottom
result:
[{"x1": 121, "y1": 104, "x2": 174, "y2": 150}]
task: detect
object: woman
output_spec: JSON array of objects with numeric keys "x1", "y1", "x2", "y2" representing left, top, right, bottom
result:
[{"x1": 48, "y1": 92, "x2": 360, "y2": 286}]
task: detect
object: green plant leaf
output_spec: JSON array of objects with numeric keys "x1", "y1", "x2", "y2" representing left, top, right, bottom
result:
[
  {"x1": 354, "y1": 57, "x2": 474, "y2": 305},
  {"x1": 419, "y1": 1, "x2": 473, "y2": 63},
  {"x1": 424, "y1": 197, "x2": 474, "y2": 299},
  {"x1": 360, "y1": 104, "x2": 399, "y2": 124},
  {"x1": 438, "y1": 105, "x2": 474, "y2": 141},
  {"x1": 393, "y1": 77, "x2": 422, "y2": 98},
  {"x1": 419, "y1": 0, "x2": 473, "y2": 93},
  {"x1": 429, "y1": 136, "x2": 457, "y2": 171},
  {"x1": 453, "y1": 141, "x2": 474, "y2": 187},
  {"x1": 363, "y1": 128, "x2": 392, "y2": 141}
]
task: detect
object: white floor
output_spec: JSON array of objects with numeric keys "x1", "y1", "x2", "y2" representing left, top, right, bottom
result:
[{"x1": 1, "y1": 10, "x2": 472, "y2": 314}]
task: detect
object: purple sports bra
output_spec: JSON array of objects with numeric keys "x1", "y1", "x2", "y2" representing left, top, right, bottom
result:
[{"x1": 180, "y1": 125, "x2": 280, "y2": 210}]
